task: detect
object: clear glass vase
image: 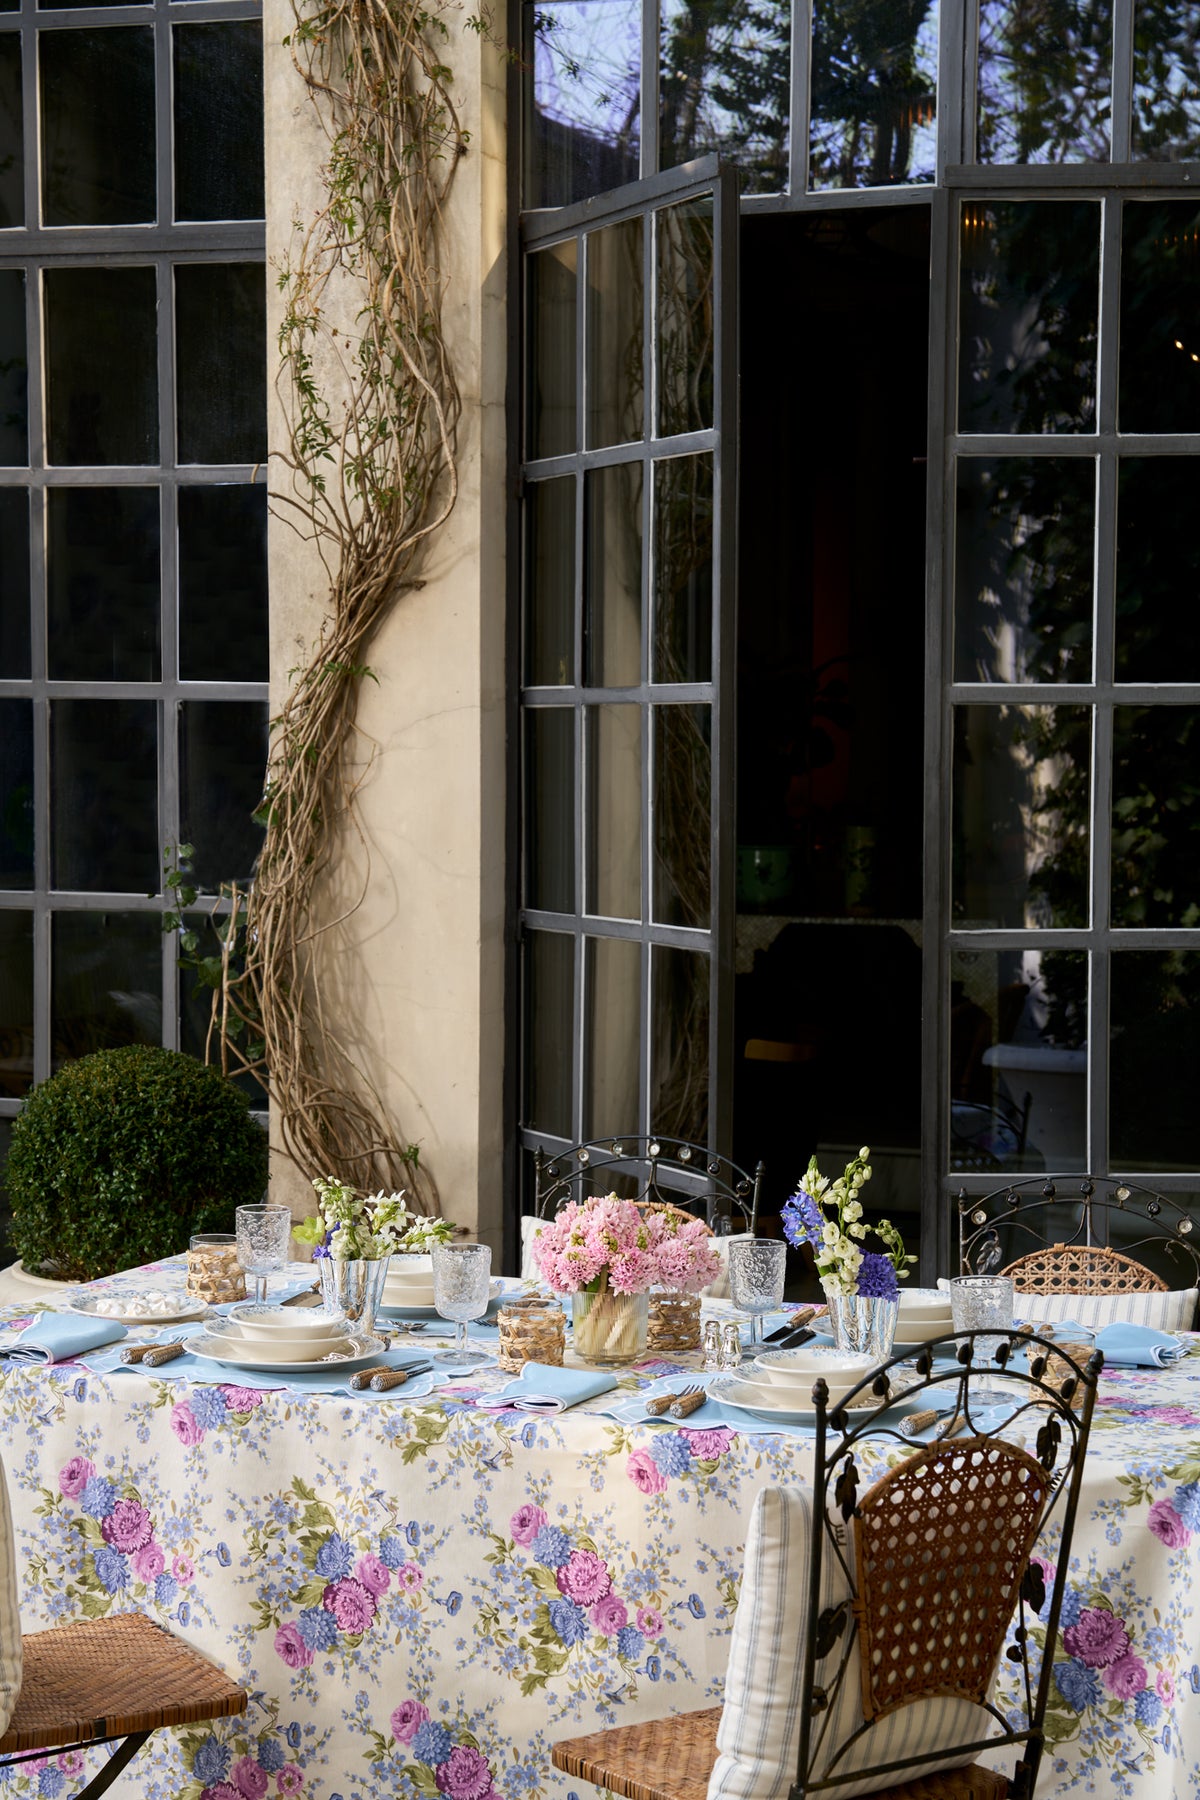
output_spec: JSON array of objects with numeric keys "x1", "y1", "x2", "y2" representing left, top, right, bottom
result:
[
  {"x1": 318, "y1": 1256, "x2": 390, "y2": 1337},
  {"x1": 824, "y1": 1288, "x2": 898, "y2": 1360},
  {"x1": 572, "y1": 1286, "x2": 649, "y2": 1365}
]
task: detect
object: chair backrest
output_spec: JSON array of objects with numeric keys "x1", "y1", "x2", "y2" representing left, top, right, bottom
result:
[
  {"x1": 958, "y1": 1174, "x2": 1200, "y2": 1294},
  {"x1": 532, "y1": 1138, "x2": 762, "y2": 1234},
  {"x1": 1004, "y1": 1241, "x2": 1167, "y2": 1295}
]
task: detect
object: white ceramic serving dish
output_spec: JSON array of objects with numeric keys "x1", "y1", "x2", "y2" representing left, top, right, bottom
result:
[
  {"x1": 892, "y1": 1316, "x2": 957, "y2": 1347},
  {"x1": 226, "y1": 1303, "x2": 349, "y2": 1339},
  {"x1": 753, "y1": 1348, "x2": 875, "y2": 1392},
  {"x1": 189, "y1": 1329, "x2": 385, "y2": 1371},
  {"x1": 710, "y1": 1374, "x2": 915, "y2": 1424},
  {"x1": 382, "y1": 1276, "x2": 436, "y2": 1302},
  {"x1": 68, "y1": 1289, "x2": 209, "y2": 1326},
  {"x1": 895, "y1": 1288, "x2": 953, "y2": 1322},
  {"x1": 386, "y1": 1254, "x2": 434, "y2": 1277}
]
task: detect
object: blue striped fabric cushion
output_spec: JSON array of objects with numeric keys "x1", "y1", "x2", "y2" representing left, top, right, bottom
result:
[
  {"x1": 1014, "y1": 1288, "x2": 1196, "y2": 1331},
  {"x1": 0, "y1": 1451, "x2": 22, "y2": 1737},
  {"x1": 707, "y1": 1486, "x2": 1000, "y2": 1800}
]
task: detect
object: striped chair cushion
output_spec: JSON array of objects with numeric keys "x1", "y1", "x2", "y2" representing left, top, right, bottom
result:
[
  {"x1": 708, "y1": 1486, "x2": 998, "y2": 1800},
  {"x1": 0, "y1": 1451, "x2": 22, "y2": 1737},
  {"x1": 1013, "y1": 1287, "x2": 1197, "y2": 1331}
]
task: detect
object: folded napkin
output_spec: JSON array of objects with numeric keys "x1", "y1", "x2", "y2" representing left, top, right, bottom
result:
[
  {"x1": 474, "y1": 1362, "x2": 618, "y2": 1414},
  {"x1": 1094, "y1": 1322, "x2": 1184, "y2": 1368},
  {"x1": 3, "y1": 1311, "x2": 128, "y2": 1366}
]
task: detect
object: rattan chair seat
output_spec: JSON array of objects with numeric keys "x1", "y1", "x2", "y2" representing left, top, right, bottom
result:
[{"x1": 1004, "y1": 1242, "x2": 1166, "y2": 1295}]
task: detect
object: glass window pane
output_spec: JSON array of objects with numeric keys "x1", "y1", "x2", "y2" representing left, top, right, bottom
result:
[
  {"x1": 179, "y1": 700, "x2": 266, "y2": 893},
  {"x1": 660, "y1": 0, "x2": 789, "y2": 193},
  {"x1": 50, "y1": 699, "x2": 158, "y2": 893},
  {"x1": 0, "y1": 912, "x2": 33, "y2": 1097},
  {"x1": 1116, "y1": 458, "x2": 1200, "y2": 681},
  {"x1": 178, "y1": 484, "x2": 268, "y2": 682},
  {"x1": 952, "y1": 703, "x2": 1092, "y2": 928},
  {"x1": 977, "y1": 0, "x2": 1111, "y2": 164},
  {"x1": 525, "y1": 476, "x2": 575, "y2": 686},
  {"x1": 526, "y1": 239, "x2": 577, "y2": 461},
  {"x1": 651, "y1": 943, "x2": 708, "y2": 1142},
  {"x1": 949, "y1": 947, "x2": 1087, "y2": 1175},
  {"x1": 584, "y1": 461, "x2": 642, "y2": 687},
  {"x1": 584, "y1": 932, "x2": 640, "y2": 1139},
  {"x1": 523, "y1": 0, "x2": 640, "y2": 210},
  {"x1": 44, "y1": 267, "x2": 158, "y2": 466},
  {"x1": 525, "y1": 707, "x2": 575, "y2": 912},
  {"x1": 656, "y1": 199, "x2": 713, "y2": 438},
  {"x1": 1120, "y1": 201, "x2": 1200, "y2": 435},
  {"x1": 0, "y1": 34, "x2": 22, "y2": 228},
  {"x1": 586, "y1": 217, "x2": 643, "y2": 449},
  {"x1": 174, "y1": 22, "x2": 264, "y2": 222},
  {"x1": 0, "y1": 268, "x2": 28, "y2": 465},
  {"x1": 810, "y1": 0, "x2": 938, "y2": 189},
  {"x1": 0, "y1": 488, "x2": 30, "y2": 677},
  {"x1": 1111, "y1": 951, "x2": 1200, "y2": 1171},
  {"x1": 954, "y1": 458, "x2": 1094, "y2": 684},
  {"x1": 653, "y1": 703, "x2": 710, "y2": 929},
  {"x1": 524, "y1": 927, "x2": 574, "y2": 1136},
  {"x1": 1132, "y1": 1, "x2": 1200, "y2": 161},
  {"x1": 959, "y1": 202, "x2": 1099, "y2": 435},
  {"x1": 47, "y1": 487, "x2": 160, "y2": 681},
  {"x1": 51, "y1": 910, "x2": 161, "y2": 1070},
  {"x1": 653, "y1": 453, "x2": 711, "y2": 682},
  {"x1": 0, "y1": 696, "x2": 33, "y2": 889},
  {"x1": 175, "y1": 262, "x2": 267, "y2": 465},
  {"x1": 587, "y1": 702, "x2": 641, "y2": 918},
  {"x1": 40, "y1": 27, "x2": 155, "y2": 227},
  {"x1": 1112, "y1": 705, "x2": 1200, "y2": 928}
]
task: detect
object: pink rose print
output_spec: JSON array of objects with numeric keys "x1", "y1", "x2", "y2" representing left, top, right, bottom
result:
[
  {"x1": 590, "y1": 1595, "x2": 628, "y2": 1637},
  {"x1": 274, "y1": 1623, "x2": 313, "y2": 1669},
  {"x1": 322, "y1": 1577, "x2": 376, "y2": 1633},
  {"x1": 100, "y1": 1498, "x2": 153, "y2": 1553},
  {"x1": 682, "y1": 1427, "x2": 735, "y2": 1459},
  {"x1": 232, "y1": 1756, "x2": 270, "y2": 1799},
  {"x1": 390, "y1": 1699, "x2": 429, "y2": 1744},
  {"x1": 170, "y1": 1401, "x2": 205, "y2": 1446},
  {"x1": 1062, "y1": 1608, "x2": 1131, "y2": 1669},
  {"x1": 1104, "y1": 1653, "x2": 1148, "y2": 1700},
  {"x1": 200, "y1": 1784, "x2": 239, "y2": 1800},
  {"x1": 131, "y1": 1541, "x2": 165, "y2": 1584},
  {"x1": 1148, "y1": 1499, "x2": 1191, "y2": 1547},
  {"x1": 556, "y1": 1549, "x2": 612, "y2": 1606},
  {"x1": 356, "y1": 1553, "x2": 391, "y2": 1597},
  {"x1": 1158, "y1": 1669, "x2": 1176, "y2": 1705},
  {"x1": 276, "y1": 1766, "x2": 304, "y2": 1794},
  {"x1": 173, "y1": 1554, "x2": 195, "y2": 1583},
  {"x1": 222, "y1": 1386, "x2": 264, "y2": 1412},
  {"x1": 396, "y1": 1563, "x2": 424, "y2": 1593},
  {"x1": 435, "y1": 1745, "x2": 493, "y2": 1800},
  {"x1": 636, "y1": 1606, "x2": 663, "y2": 1637},
  {"x1": 626, "y1": 1449, "x2": 668, "y2": 1495},
  {"x1": 509, "y1": 1504, "x2": 548, "y2": 1546},
  {"x1": 58, "y1": 1456, "x2": 95, "y2": 1499},
  {"x1": 59, "y1": 1755, "x2": 84, "y2": 1777}
]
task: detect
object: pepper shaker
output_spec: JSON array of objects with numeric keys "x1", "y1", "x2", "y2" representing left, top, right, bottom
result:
[
  {"x1": 721, "y1": 1321, "x2": 743, "y2": 1369},
  {"x1": 702, "y1": 1319, "x2": 723, "y2": 1371}
]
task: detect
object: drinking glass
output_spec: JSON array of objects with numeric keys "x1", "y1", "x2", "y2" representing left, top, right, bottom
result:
[
  {"x1": 432, "y1": 1242, "x2": 493, "y2": 1367},
  {"x1": 949, "y1": 1274, "x2": 1015, "y2": 1404},
  {"x1": 727, "y1": 1237, "x2": 787, "y2": 1353},
  {"x1": 235, "y1": 1204, "x2": 293, "y2": 1305}
]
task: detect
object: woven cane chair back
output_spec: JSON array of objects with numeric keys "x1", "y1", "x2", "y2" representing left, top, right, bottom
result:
[
  {"x1": 958, "y1": 1175, "x2": 1200, "y2": 1293},
  {"x1": 532, "y1": 1138, "x2": 762, "y2": 1234},
  {"x1": 1004, "y1": 1241, "x2": 1166, "y2": 1295}
]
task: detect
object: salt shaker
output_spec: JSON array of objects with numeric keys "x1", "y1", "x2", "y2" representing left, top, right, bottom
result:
[
  {"x1": 721, "y1": 1321, "x2": 743, "y2": 1369},
  {"x1": 702, "y1": 1319, "x2": 724, "y2": 1371}
]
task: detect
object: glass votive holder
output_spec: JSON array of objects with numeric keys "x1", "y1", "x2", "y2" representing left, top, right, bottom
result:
[
  {"x1": 496, "y1": 1297, "x2": 565, "y2": 1372},
  {"x1": 186, "y1": 1233, "x2": 246, "y2": 1304}
]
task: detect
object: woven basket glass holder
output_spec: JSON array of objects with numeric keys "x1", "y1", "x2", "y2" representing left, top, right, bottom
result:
[
  {"x1": 648, "y1": 1290, "x2": 702, "y2": 1353},
  {"x1": 186, "y1": 1234, "x2": 246, "y2": 1304},
  {"x1": 497, "y1": 1297, "x2": 565, "y2": 1372}
]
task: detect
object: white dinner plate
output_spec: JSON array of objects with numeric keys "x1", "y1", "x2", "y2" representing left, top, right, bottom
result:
[
  {"x1": 185, "y1": 1329, "x2": 387, "y2": 1372},
  {"x1": 708, "y1": 1373, "x2": 922, "y2": 1425},
  {"x1": 378, "y1": 1277, "x2": 509, "y2": 1321},
  {"x1": 67, "y1": 1289, "x2": 210, "y2": 1327}
]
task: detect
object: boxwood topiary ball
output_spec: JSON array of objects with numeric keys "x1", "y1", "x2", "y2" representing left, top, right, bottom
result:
[{"x1": 7, "y1": 1045, "x2": 269, "y2": 1282}]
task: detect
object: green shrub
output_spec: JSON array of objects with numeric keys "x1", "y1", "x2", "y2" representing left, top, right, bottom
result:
[{"x1": 8, "y1": 1045, "x2": 268, "y2": 1281}]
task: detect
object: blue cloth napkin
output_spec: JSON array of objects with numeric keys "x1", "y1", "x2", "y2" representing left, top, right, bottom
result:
[
  {"x1": 4, "y1": 1311, "x2": 128, "y2": 1365},
  {"x1": 1094, "y1": 1322, "x2": 1183, "y2": 1368},
  {"x1": 474, "y1": 1362, "x2": 618, "y2": 1413}
]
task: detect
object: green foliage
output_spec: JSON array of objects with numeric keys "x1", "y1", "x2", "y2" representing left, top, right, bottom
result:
[{"x1": 7, "y1": 1045, "x2": 269, "y2": 1282}]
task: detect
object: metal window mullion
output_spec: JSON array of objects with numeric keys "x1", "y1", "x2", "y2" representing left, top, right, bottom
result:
[
  {"x1": 640, "y1": 0, "x2": 657, "y2": 178},
  {"x1": 1088, "y1": 935, "x2": 1111, "y2": 1175},
  {"x1": 789, "y1": 0, "x2": 810, "y2": 198},
  {"x1": 21, "y1": 9, "x2": 37, "y2": 230},
  {"x1": 156, "y1": 3, "x2": 173, "y2": 230},
  {"x1": 574, "y1": 707, "x2": 586, "y2": 1144},
  {"x1": 938, "y1": 0, "x2": 969, "y2": 173},
  {"x1": 709, "y1": 165, "x2": 737, "y2": 1154},
  {"x1": 1110, "y1": 0, "x2": 1134, "y2": 164}
]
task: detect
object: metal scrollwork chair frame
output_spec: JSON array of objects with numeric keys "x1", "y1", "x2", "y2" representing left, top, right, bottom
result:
[
  {"x1": 532, "y1": 1138, "x2": 763, "y2": 1234},
  {"x1": 958, "y1": 1176, "x2": 1200, "y2": 1293}
]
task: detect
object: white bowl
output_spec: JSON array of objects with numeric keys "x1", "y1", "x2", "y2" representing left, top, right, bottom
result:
[
  {"x1": 212, "y1": 1330, "x2": 355, "y2": 1363},
  {"x1": 896, "y1": 1287, "x2": 953, "y2": 1321},
  {"x1": 226, "y1": 1303, "x2": 348, "y2": 1339},
  {"x1": 382, "y1": 1278, "x2": 435, "y2": 1304},
  {"x1": 386, "y1": 1254, "x2": 434, "y2": 1278},
  {"x1": 754, "y1": 1349, "x2": 875, "y2": 1392},
  {"x1": 893, "y1": 1316, "x2": 956, "y2": 1346}
]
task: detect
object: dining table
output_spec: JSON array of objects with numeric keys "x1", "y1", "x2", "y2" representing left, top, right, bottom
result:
[{"x1": 1, "y1": 1264, "x2": 1200, "y2": 1800}]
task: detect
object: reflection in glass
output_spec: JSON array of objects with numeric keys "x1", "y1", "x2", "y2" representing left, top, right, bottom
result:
[
  {"x1": 810, "y1": 0, "x2": 938, "y2": 189},
  {"x1": 952, "y1": 703, "x2": 1091, "y2": 928},
  {"x1": 525, "y1": 707, "x2": 575, "y2": 912},
  {"x1": 50, "y1": 700, "x2": 158, "y2": 893},
  {"x1": 0, "y1": 697, "x2": 33, "y2": 889},
  {"x1": 0, "y1": 269, "x2": 27, "y2": 465},
  {"x1": 1133, "y1": 1, "x2": 1200, "y2": 160},
  {"x1": 1120, "y1": 202, "x2": 1200, "y2": 434},
  {"x1": 179, "y1": 913, "x2": 267, "y2": 1108},
  {"x1": 651, "y1": 944, "x2": 709, "y2": 1143},
  {"x1": 0, "y1": 34, "x2": 22, "y2": 228},
  {"x1": 179, "y1": 485, "x2": 269, "y2": 682},
  {"x1": 1116, "y1": 459, "x2": 1200, "y2": 680},
  {"x1": 954, "y1": 458, "x2": 1094, "y2": 683},
  {"x1": 657, "y1": 199, "x2": 714, "y2": 438},
  {"x1": 0, "y1": 912, "x2": 32, "y2": 1096},
  {"x1": 0, "y1": 488, "x2": 29, "y2": 677},
  {"x1": 949, "y1": 947, "x2": 1087, "y2": 1174},
  {"x1": 584, "y1": 461, "x2": 642, "y2": 688},
  {"x1": 174, "y1": 23, "x2": 264, "y2": 222},
  {"x1": 40, "y1": 28, "x2": 155, "y2": 226},
  {"x1": 524, "y1": 928, "x2": 574, "y2": 1136},
  {"x1": 175, "y1": 263, "x2": 267, "y2": 465},
  {"x1": 523, "y1": 0, "x2": 640, "y2": 210},
  {"x1": 653, "y1": 704, "x2": 710, "y2": 928},
  {"x1": 586, "y1": 217, "x2": 643, "y2": 448},
  {"x1": 584, "y1": 932, "x2": 640, "y2": 1139},
  {"x1": 526, "y1": 477, "x2": 575, "y2": 686},
  {"x1": 1111, "y1": 951, "x2": 1200, "y2": 1170},
  {"x1": 587, "y1": 703, "x2": 641, "y2": 918},
  {"x1": 958, "y1": 202, "x2": 1099, "y2": 434},
  {"x1": 47, "y1": 488, "x2": 160, "y2": 681},
  {"x1": 526, "y1": 240, "x2": 577, "y2": 461},
  {"x1": 45, "y1": 267, "x2": 158, "y2": 466},
  {"x1": 180, "y1": 702, "x2": 267, "y2": 893},
  {"x1": 51, "y1": 912, "x2": 161, "y2": 1071},
  {"x1": 659, "y1": 0, "x2": 788, "y2": 193},
  {"x1": 654, "y1": 454, "x2": 712, "y2": 682},
  {"x1": 1112, "y1": 706, "x2": 1200, "y2": 928},
  {"x1": 977, "y1": 0, "x2": 1111, "y2": 163}
]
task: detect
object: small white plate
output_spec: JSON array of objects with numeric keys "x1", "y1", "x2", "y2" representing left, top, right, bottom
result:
[
  {"x1": 67, "y1": 1289, "x2": 209, "y2": 1327},
  {"x1": 186, "y1": 1329, "x2": 387, "y2": 1372},
  {"x1": 709, "y1": 1373, "x2": 919, "y2": 1425}
]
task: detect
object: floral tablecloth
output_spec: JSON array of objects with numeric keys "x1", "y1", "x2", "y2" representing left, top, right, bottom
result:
[{"x1": 3, "y1": 1284, "x2": 1200, "y2": 1800}]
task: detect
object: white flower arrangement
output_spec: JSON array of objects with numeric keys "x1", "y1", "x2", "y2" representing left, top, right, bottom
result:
[
  {"x1": 781, "y1": 1147, "x2": 915, "y2": 1300},
  {"x1": 293, "y1": 1176, "x2": 456, "y2": 1262}
]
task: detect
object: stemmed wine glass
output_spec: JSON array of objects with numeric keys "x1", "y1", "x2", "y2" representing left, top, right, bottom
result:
[
  {"x1": 432, "y1": 1242, "x2": 493, "y2": 1367},
  {"x1": 235, "y1": 1204, "x2": 293, "y2": 1305},
  {"x1": 727, "y1": 1237, "x2": 788, "y2": 1355}
]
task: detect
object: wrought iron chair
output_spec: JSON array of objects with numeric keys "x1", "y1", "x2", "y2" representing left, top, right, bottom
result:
[
  {"x1": 552, "y1": 1330, "x2": 1101, "y2": 1800},
  {"x1": 531, "y1": 1137, "x2": 762, "y2": 1232}
]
